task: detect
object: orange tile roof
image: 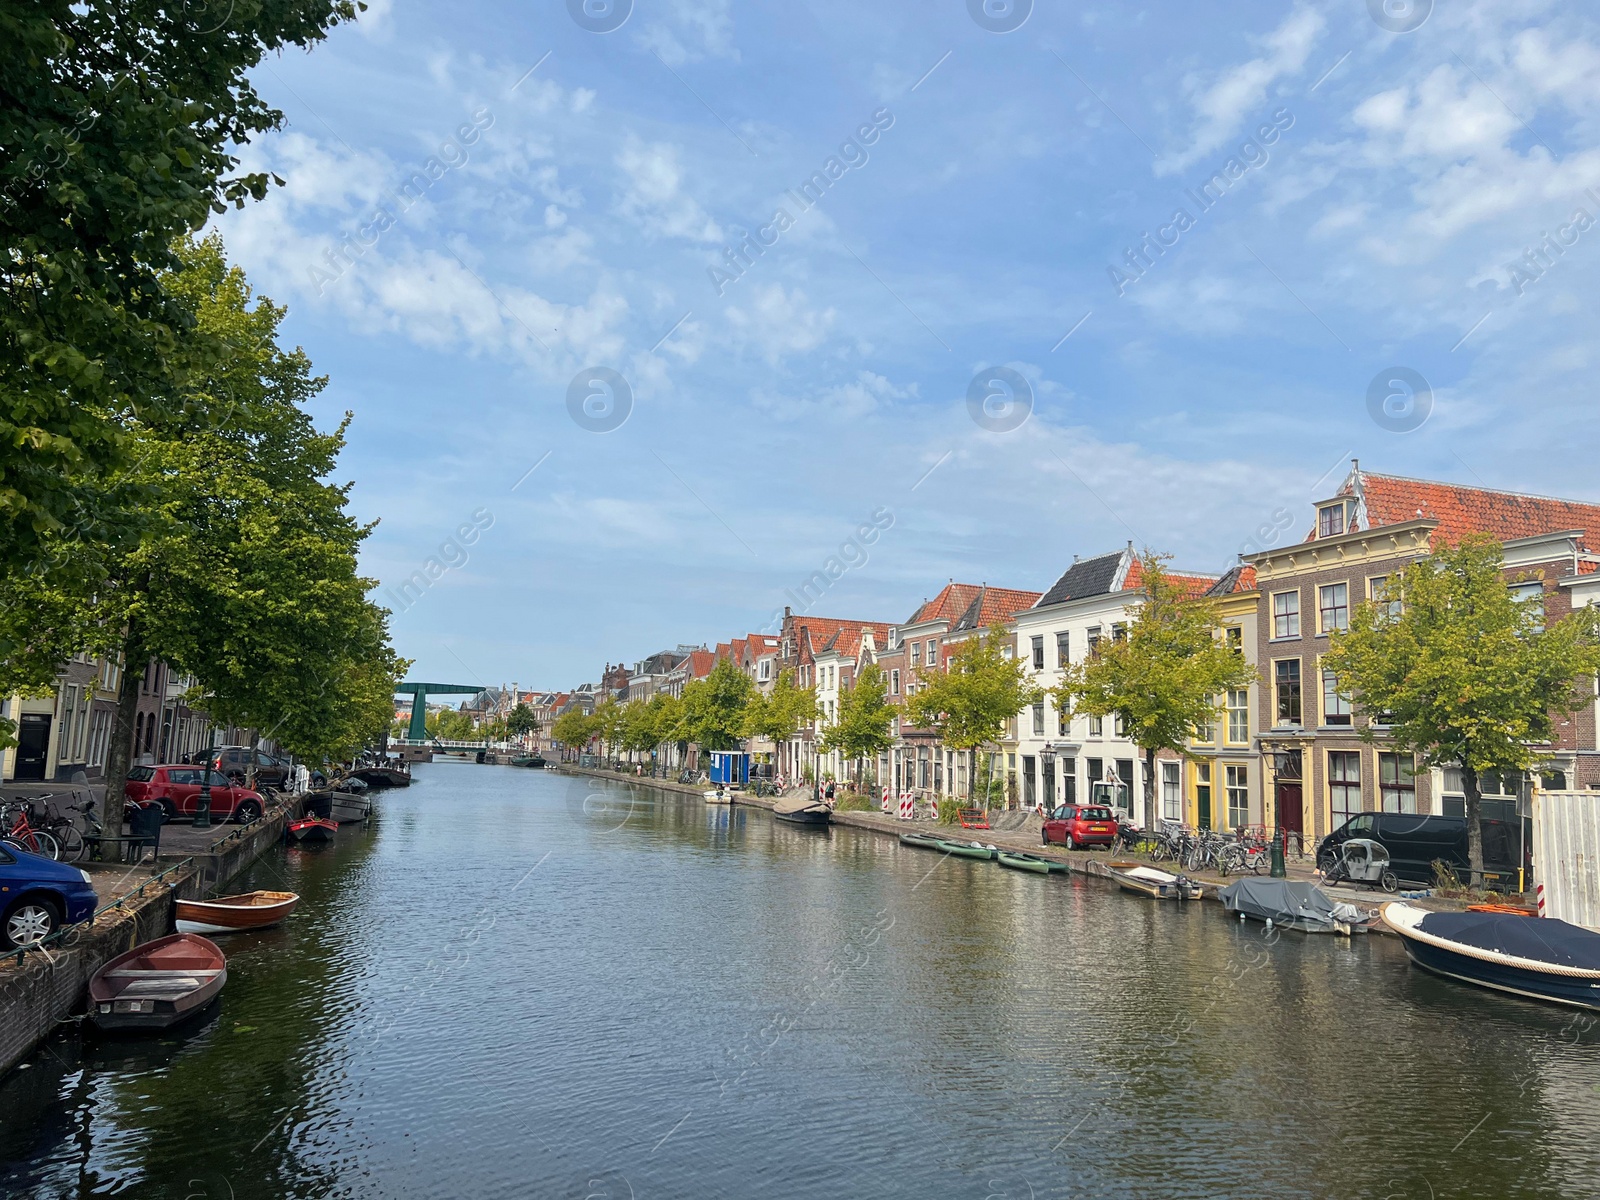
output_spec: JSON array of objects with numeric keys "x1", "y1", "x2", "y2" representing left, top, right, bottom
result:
[
  {"x1": 820, "y1": 622, "x2": 892, "y2": 659},
  {"x1": 1123, "y1": 556, "x2": 1217, "y2": 598},
  {"x1": 907, "y1": 582, "x2": 1042, "y2": 627},
  {"x1": 1341, "y1": 470, "x2": 1600, "y2": 550}
]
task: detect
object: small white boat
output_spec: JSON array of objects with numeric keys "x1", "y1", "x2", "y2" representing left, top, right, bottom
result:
[
  {"x1": 1108, "y1": 862, "x2": 1203, "y2": 900},
  {"x1": 703, "y1": 788, "x2": 731, "y2": 804}
]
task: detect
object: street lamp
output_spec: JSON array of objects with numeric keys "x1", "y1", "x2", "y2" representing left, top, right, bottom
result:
[{"x1": 194, "y1": 723, "x2": 216, "y2": 829}]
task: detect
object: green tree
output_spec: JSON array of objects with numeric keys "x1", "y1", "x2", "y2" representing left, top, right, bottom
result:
[
  {"x1": 0, "y1": 0, "x2": 362, "y2": 572},
  {"x1": 678, "y1": 660, "x2": 755, "y2": 751},
  {"x1": 1323, "y1": 534, "x2": 1600, "y2": 885},
  {"x1": 508, "y1": 703, "x2": 540, "y2": 739},
  {"x1": 591, "y1": 697, "x2": 625, "y2": 761},
  {"x1": 1053, "y1": 553, "x2": 1253, "y2": 832},
  {"x1": 550, "y1": 708, "x2": 596, "y2": 754},
  {"x1": 820, "y1": 662, "x2": 895, "y2": 786},
  {"x1": 906, "y1": 623, "x2": 1043, "y2": 803},
  {"x1": 742, "y1": 669, "x2": 819, "y2": 775},
  {"x1": 426, "y1": 708, "x2": 476, "y2": 741}
]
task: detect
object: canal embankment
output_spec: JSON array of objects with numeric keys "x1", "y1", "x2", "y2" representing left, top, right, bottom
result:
[
  {"x1": 0, "y1": 790, "x2": 304, "y2": 1077},
  {"x1": 553, "y1": 764, "x2": 1468, "y2": 922}
]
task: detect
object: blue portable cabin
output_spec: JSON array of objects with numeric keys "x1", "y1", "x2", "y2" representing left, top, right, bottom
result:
[{"x1": 709, "y1": 751, "x2": 750, "y2": 786}]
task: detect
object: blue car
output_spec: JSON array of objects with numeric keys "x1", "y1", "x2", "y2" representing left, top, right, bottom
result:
[{"x1": 0, "y1": 842, "x2": 98, "y2": 949}]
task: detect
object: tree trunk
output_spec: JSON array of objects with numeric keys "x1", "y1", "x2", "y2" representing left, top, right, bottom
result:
[
  {"x1": 1462, "y1": 765, "x2": 1485, "y2": 889},
  {"x1": 1142, "y1": 746, "x2": 1157, "y2": 834},
  {"x1": 103, "y1": 621, "x2": 148, "y2": 830}
]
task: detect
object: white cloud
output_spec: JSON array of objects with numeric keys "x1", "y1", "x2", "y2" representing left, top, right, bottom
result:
[
  {"x1": 614, "y1": 137, "x2": 723, "y2": 243},
  {"x1": 749, "y1": 370, "x2": 915, "y2": 421},
  {"x1": 634, "y1": 0, "x2": 738, "y2": 66},
  {"x1": 1159, "y1": 4, "x2": 1324, "y2": 174},
  {"x1": 724, "y1": 284, "x2": 836, "y2": 362}
]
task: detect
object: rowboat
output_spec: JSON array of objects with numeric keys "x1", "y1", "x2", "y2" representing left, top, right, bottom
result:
[
  {"x1": 898, "y1": 832, "x2": 948, "y2": 850},
  {"x1": 328, "y1": 790, "x2": 371, "y2": 824},
  {"x1": 997, "y1": 851, "x2": 1067, "y2": 874},
  {"x1": 175, "y1": 890, "x2": 299, "y2": 936},
  {"x1": 1383, "y1": 902, "x2": 1600, "y2": 1010},
  {"x1": 772, "y1": 796, "x2": 830, "y2": 826},
  {"x1": 287, "y1": 817, "x2": 337, "y2": 844},
  {"x1": 88, "y1": 934, "x2": 227, "y2": 1032},
  {"x1": 1108, "y1": 862, "x2": 1204, "y2": 901},
  {"x1": 703, "y1": 789, "x2": 731, "y2": 804},
  {"x1": 937, "y1": 839, "x2": 998, "y2": 860}
]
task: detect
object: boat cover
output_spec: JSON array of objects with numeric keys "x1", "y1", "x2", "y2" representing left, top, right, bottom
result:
[
  {"x1": 1418, "y1": 911, "x2": 1600, "y2": 969},
  {"x1": 1219, "y1": 879, "x2": 1352, "y2": 930},
  {"x1": 773, "y1": 796, "x2": 828, "y2": 816}
]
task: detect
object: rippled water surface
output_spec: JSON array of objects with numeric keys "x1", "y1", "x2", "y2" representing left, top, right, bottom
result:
[{"x1": 4, "y1": 763, "x2": 1600, "y2": 1199}]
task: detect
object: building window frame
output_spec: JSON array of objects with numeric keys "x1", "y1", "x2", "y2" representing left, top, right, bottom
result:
[
  {"x1": 1318, "y1": 504, "x2": 1345, "y2": 538},
  {"x1": 1056, "y1": 631, "x2": 1070, "y2": 668},
  {"x1": 890, "y1": 669, "x2": 900, "y2": 696},
  {"x1": 1225, "y1": 764, "x2": 1249, "y2": 828},
  {"x1": 1320, "y1": 665, "x2": 1352, "y2": 727},
  {"x1": 1379, "y1": 751, "x2": 1417, "y2": 813},
  {"x1": 1329, "y1": 750, "x2": 1362, "y2": 827},
  {"x1": 1274, "y1": 658, "x2": 1302, "y2": 726},
  {"x1": 1272, "y1": 590, "x2": 1300, "y2": 639},
  {"x1": 1031, "y1": 635, "x2": 1045, "y2": 670},
  {"x1": 1318, "y1": 582, "x2": 1349, "y2": 635},
  {"x1": 1225, "y1": 688, "x2": 1249, "y2": 744}
]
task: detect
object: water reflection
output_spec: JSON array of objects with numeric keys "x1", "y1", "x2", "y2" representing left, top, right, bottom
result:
[{"x1": 2, "y1": 763, "x2": 1598, "y2": 1199}]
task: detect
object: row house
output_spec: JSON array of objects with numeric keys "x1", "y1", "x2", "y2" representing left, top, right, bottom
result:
[
  {"x1": 811, "y1": 623, "x2": 888, "y2": 784},
  {"x1": 1178, "y1": 565, "x2": 1263, "y2": 832},
  {"x1": 774, "y1": 609, "x2": 890, "y2": 782},
  {"x1": 1244, "y1": 464, "x2": 1600, "y2": 848},
  {"x1": 627, "y1": 649, "x2": 691, "y2": 704},
  {"x1": 1012, "y1": 550, "x2": 1220, "y2": 817},
  {"x1": 881, "y1": 582, "x2": 1041, "y2": 800}
]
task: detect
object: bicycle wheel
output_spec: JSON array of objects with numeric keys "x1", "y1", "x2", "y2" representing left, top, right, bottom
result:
[
  {"x1": 8, "y1": 830, "x2": 60, "y2": 860},
  {"x1": 55, "y1": 824, "x2": 86, "y2": 863}
]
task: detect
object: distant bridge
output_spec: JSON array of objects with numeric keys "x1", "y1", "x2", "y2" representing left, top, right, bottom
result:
[{"x1": 395, "y1": 681, "x2": 484, "y2": 741}]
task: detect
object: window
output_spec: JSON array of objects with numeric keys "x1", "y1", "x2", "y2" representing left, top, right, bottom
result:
[
  {"x1": 1111, "y1": 623, "x2": 1126, "y2": 643},
  {"x1": 1193, "y1": 709, "x2": 1215, "y2": 743},
  {"x1": 1318, "y1": 583, "x2": 1349, "y2": 634},
  {"x1": 1161, "y1": 761, "x2": 1181, "y2": 821},
  {"x1": 926, "y1": 640, "x2": 939, "y2": 667},
  {"x1": 1088, "y1": 714, "x2": 1103, "y2": 737},
  {"x1": 1113, "y1": 713, "x2": 1126, "y2": 737},
  {"x1": 1226, "y1": 689, "x2": 1249, "y2": 743},
  {"x1": 887, "y1": 629, "x2": 898, "y2": 649},
  {"x1": 1272, "y1": 591, "x2": 1300, "y2": 639},
  {"x1": 1510, "y1": 581, "x2": 1545, "y2": 633},
  {"x1": 1379, "y1": 752, "x2": 1416, "y2": 813},
  {"x1": 890, "y1": 669, "x2": 900, "y2": 695},
  {"x1": 1225, "y1": 626, "x2": 1243, "y2": 656},
  {"x1": 1275, "y1": 659, "x2": 1302, "y2": 725},
  {"x1": 1056, "y1": 631, "x2": 1070, "y2": 667},
  {"x1": 1369, "y1": 576, "x2": 1402, "y2": 621},
  {"x1": 1329, "y1": 751, "x2": 1362, "y2": 826},
  {"x1": 1321, "y1": 668, "x2": 1351, "y2": 726},
  {"x1": 1058, "y1": 707, "x2": 1069, "y2": 736},
  {"x1": 1087, "y1": 627, "x2": 1102, "y2": 655},
  {"x1": 1318, "y1": 504, "x2": 1345, "y2": 538},
  {"x1": 1031, "y1": 635, "x2": 1044, "y2": 670},
  {"x1": 1226, "y1": 765, "x2": 1249, "y2": 827},
  {"x1": 910, "y1": 643, "x2": 920, "y2": 668},
  {"x1": 1032, "y1": 701, "x2": 1045, "y2": 736}
]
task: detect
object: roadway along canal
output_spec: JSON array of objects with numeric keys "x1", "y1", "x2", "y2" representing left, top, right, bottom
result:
[{"x1": 3, "y1": 763, "x2": 1599, "y2": 1199}]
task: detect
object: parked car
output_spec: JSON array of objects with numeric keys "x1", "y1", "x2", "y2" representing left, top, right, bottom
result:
[
  {"x1": 1315, "y1": 811, "x2": 1526, "y2": 886},
  {"x1": 124, "y1": 765, "x2": 265, "y2": 824},
  {"x1": 1042, "y1": 803, "x2": 1119, "y2": 850},
  {"x1": 204, "y1": 746, "x2": 293, "y2": 789},
  {"x1": 0, "y1": 841, "x2": 98, "y2": 949}
]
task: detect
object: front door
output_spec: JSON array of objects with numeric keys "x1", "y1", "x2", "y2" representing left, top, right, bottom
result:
[
  {"x1": 1041, "y1": 760, "x2": 1055, "y2": 810},
  {"x1": 14, "y1": 714, "x2": 51, "y2": 781},
  {"x1": 1276, "y1": 782, "x2": 1303, "y2": 840},
  {"x1": 1196, "y1": 763, "x2": 1212, "y2": 831},
  {"x1": 1021, "y1": 756, "x2": 1036, "y2": 808}
]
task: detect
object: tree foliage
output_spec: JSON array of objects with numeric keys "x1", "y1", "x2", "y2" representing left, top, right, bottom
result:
[
  {"x1": 550, "y1": 707, "x2": 596, "y2": 751},
  {"x1": 0, "y1": 0, "x2": 363, "y2": 569},
  {"x1": 742, "y1": 669, "x2": 819, "y2": 748},
  {"x1": 507, "y1": 703, "x2": 540, "y2": 737},
  {"x1": 1323, "y1": 533, "x2": 1600, "y2": 882},
  {"x1": 678, "y1": 660, "x2": 755, "y2": 751},
  {"x1": 1053, "y1": 554, "x2": 1251, "y2": 829},
  {"x1": 820, "y1": 662, "x2": 895, "y2": 780}
]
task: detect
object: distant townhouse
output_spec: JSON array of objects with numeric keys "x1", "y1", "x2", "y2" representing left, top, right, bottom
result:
[
  {"x1": 774, "y1": 610, "x2": 890, "y2": 783},
  {"x1": 812, "y1": 623, "x2": 888, "y2": 784},
  {"x1": 1013, "y1": 550, "x2": 1215, "y2": 816},
  {"x1": 1243, "y1": 463, "x2": 1600, "y2": 848},
  {"x1": 1175, "y1": 565, "x2": 1262, "y2": 832},
  {"x1": 887, "y1": 582, "x2": 1041, "y2": 802}
]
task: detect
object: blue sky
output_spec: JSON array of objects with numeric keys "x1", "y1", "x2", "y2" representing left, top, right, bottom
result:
[{"x1": 216, "y1": 0, "x2": 1600, "y2": 688}]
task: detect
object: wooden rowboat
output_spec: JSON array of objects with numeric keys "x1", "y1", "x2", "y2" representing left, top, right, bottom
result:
[
  {"x1": 997, "y1": 851, "x2": 1067, "y2": 875},
  {"x1": 175, "y1": 890, "x2": 299, "y2": 936},
  {"x1": 88, "y1": 933, "x2": 227, "y2": 1032},
  {"x1": 772, "y1": 796, "x2": 830, "y2": 826},
  {"x1": 287, "y1": 817, "x2": 337, "y2": 844},
  {"x1": 1108, "y1": 862, "x2": 1203, "y2": 900}
]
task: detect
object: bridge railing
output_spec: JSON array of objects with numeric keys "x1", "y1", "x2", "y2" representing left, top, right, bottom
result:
[{"x1": 389, "y1": 737, "x2": 496, "y2": 750}]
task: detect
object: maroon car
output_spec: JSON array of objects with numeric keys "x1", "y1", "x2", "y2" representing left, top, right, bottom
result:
[
  {"x1": 124, "y1": 765, "x2": 265, "y2": 824},
  {"x1": 1042, "y1": 803, "x2": 1118, "y2": 850}
]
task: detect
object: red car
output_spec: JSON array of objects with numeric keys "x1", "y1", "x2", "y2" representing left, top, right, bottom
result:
[
  {"x1": 124, "y1": 765, "x2": 265, "y2": 824},
  {"x1": 1042, "y1": 803, "x2": 1118, "y2": 850}
]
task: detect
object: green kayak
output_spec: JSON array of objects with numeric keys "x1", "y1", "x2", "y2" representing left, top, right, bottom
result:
[
  {"x1": 938, "y1": 839, "x2": 998, "y2": 860},
  {"x1": 997, "y1": 851, "x2": 1064, "y2": 874},
  {"x1": 899, "y1": 832, "x2": 948, "y2": 850}
]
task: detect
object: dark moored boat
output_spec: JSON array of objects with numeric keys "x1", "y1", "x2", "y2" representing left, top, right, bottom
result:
[
  {"x1": 1220, "y1": 878, "x2": 1375, "y2": 934},
  {"x1": 88, "y1": 934, "x2": 226, "y2": 1032},
  {"x1": 937, "y1": 838, "x2": 998, "y2": 861},
  {"x1": 287, "y1": 817, "x2": 337, "y2": 844},
  {"x1": 772, "y1": 796, "x2": 830, "y2": 826},
  {"x1": 328, "y1": 790, "x2": 372, "y2": 824},
  {"x1": 1383, "y1": 902, "x2": 1600, "y2": 1011},
  {"x1": 511, "y1": 754, "x2": 546, "y2": 768},
  {"x1": 350, "y1": 764, "x2": 410, "y2": 788}
]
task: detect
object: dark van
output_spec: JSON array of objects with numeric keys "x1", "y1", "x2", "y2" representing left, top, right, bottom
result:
[{"x1": 1315, "y1": 811, "x2": 1524, "y2": 886}]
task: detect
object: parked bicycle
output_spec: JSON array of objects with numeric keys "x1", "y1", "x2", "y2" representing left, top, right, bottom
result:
[{"x1": 2, "y1": 801, "x2": 61, "y2": 860}]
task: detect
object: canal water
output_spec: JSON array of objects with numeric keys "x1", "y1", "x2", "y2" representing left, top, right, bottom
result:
[{"x1": 4, "y1": 764, "x2": 1600, "y2": 1199}]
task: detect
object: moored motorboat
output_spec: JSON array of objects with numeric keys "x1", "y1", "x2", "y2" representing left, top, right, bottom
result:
[
  {"x1": 287, "y1": 816, "x2": 337, "y2": 844},
  {"x1": 350, "y1": 764, "x2": 410, "y2": 788},
  {"x1": 1382, "y1": 902, "x2": 1600, "y2": 1010},
  {"x1": 997, "y1": 851, "x2": 1066, "y2": 874},
  {"x1": 175, "y1": 890, "x2": 300, "y2": 936},
  {"x1": 1219, "y1": 878, "x2": 1375, "y2": 934},
  {"x1": 772, "y1": 796, "x2": 830, "y2": 826},
  {"x1": 703, "y1": 788, "x2": 731, "y2": 804},
  {"x1": 937, "y1": 839, "x2": 998, "y2": 860},
  {"x1": 511, "y1": 754, "x2": 546, "y2": 768},
  {"x1": 1108, "y1": 862, "x2": 1203, "y2": 901},
  {"x1": 899, "y1": 832, "x2": 948, "y2": 850},
  {"x1": 328, "y1": 790, "x2": 372, "y2": 824},
  {"x1": 88, "y1": 933, "x2": 227, "y2": 1032}
]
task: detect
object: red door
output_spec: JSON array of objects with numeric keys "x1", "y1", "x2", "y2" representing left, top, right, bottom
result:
[{"x1": 1276, "y1": 781, "x2": 1303, "y2": 847}]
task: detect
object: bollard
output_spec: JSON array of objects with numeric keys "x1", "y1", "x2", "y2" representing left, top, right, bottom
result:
[{"x1": 1270, "y1": 834, "x2": 1287, "y2": 878}]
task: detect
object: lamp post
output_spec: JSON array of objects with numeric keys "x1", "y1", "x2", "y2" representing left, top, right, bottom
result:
[
  {"x1": 1039, "y1": 742, "x2": 1057, "y2": 812},
  {"x1": 194, "y1": 723, "x2": 216, "y2": 829}
]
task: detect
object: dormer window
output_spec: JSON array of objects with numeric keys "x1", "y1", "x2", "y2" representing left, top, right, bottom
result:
[{"x1": 1317, "y1": 503, "x2": 1348, "y2": 538}]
